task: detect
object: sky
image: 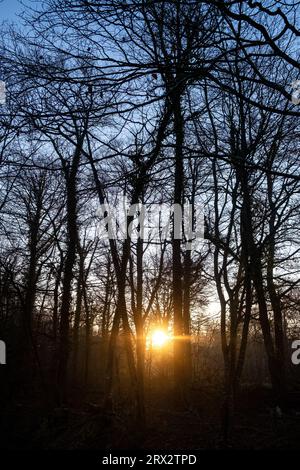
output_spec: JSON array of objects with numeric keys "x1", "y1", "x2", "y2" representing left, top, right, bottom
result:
[{"x1": 1, "y1": 0, "x2": 24, "y2": 22}]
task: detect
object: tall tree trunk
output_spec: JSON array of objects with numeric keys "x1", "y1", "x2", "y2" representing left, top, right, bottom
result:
[
  {"x1": 183, "y1": 249, "x2": 192, "y2": 385},
  {"x1": 238, "y1": 166, "x2": 281, "y2": 399},
  {"x1": 266, "y1": 173, "x2": 286, "y2": 399},
  {"x1": 135, "y1": 236, "x2": 146, "y2": 426},
  {"x1": 53, "y1": 254, "x2": 63, "y2": 345},
  {"x1": 171, "y1": 91, "x2": 185, "y2": 403},
  {"x1": 83, "y1": 283, "x2": 91, "y2": 389},
  {"x1": 56, "y1": 137, "x2": 83, "y2": 404},
  {"x1": 72, "y1": 275, "x2": 82, "y2": 383}
]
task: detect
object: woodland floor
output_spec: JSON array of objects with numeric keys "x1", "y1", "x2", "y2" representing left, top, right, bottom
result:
[{"x1": 1, "y1": 385, "x2": 300, "y2": 450}]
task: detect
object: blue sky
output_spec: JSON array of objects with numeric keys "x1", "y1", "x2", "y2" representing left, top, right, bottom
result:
[{"x1": 1, "y1": 0, "x2": 24, "y2": 22}]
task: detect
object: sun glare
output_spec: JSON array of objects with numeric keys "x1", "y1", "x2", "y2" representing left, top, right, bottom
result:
[{"x1": 151, "y1": 329, "x2": 169, "y2": 348}]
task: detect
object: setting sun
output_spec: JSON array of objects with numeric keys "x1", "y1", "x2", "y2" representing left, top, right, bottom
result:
[{"x1": 151, "y1": 330, "x2": 169, "y2": 348}]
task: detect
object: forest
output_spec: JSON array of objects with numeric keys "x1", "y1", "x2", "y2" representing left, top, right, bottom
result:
[{"x1": 1, "y1": 0, "x2": 300, "y2": 452}]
